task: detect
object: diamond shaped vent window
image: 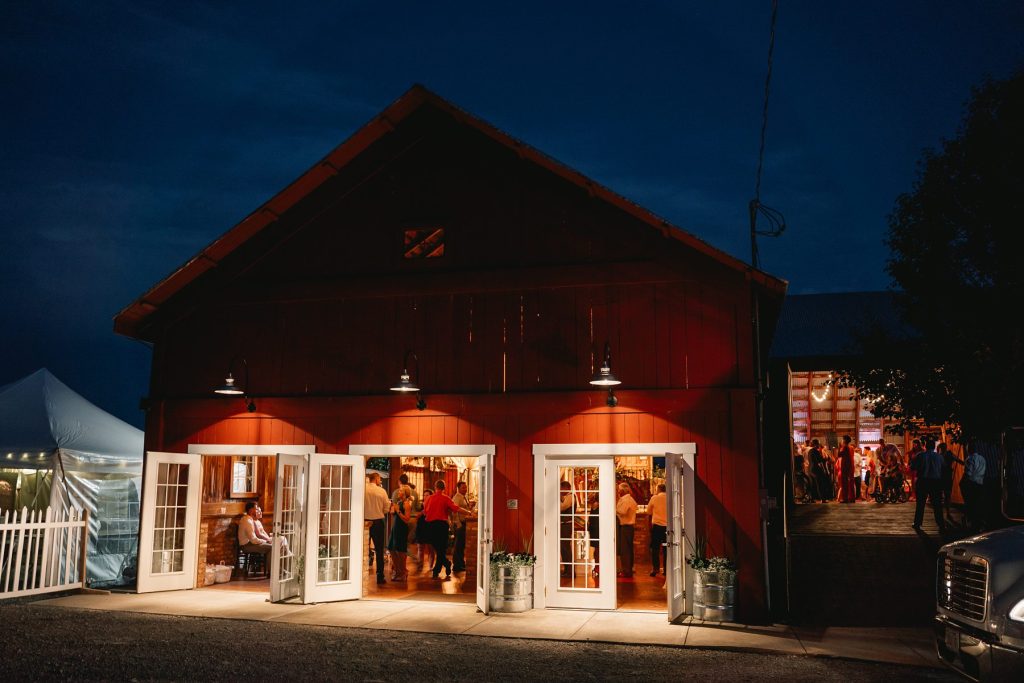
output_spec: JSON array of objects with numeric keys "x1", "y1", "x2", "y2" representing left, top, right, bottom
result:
[{"x1": 403, "y1": 228, "x2": 445, "y2": 259}]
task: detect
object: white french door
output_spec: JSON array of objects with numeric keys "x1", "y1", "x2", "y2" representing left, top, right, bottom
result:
[
  {"x1": 543, "y1": 458, "x2": 616, "y2": 610},
  {"x1": 270, "y1": 453, "x2": 306, "y2": 603},
  {"x1": 302, "y1": 453, "x2": 364, "y2": 603},
  {"x1": 137, "y1": 451, "x2": 201, "y2": 593},
  {"x1": 476, "y1": 453, "x2": 494, "y2": 614},
  {"x1": 665, "y1": 450, "x2": 697, "y2": 622},
  {"x1": 665, "y1": 453, "x2": 685, "y2": 621}
]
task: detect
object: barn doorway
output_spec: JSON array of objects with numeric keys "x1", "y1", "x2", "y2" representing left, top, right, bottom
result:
[
  {"x1": 533, "y1": 443, "x2": 695, "y2": 619},
  {"x1": 349, "y1": 445, "x2": 495, "y2": 613}
]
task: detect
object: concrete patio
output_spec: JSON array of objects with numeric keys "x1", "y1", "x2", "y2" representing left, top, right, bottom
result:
[{"x1": 39, "y1": 590, "x2": 941, "y2": 670}]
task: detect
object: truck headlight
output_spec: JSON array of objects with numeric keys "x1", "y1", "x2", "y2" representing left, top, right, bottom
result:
[{"x1": 1011, "y1": 599, "x2": 1024, "y2": 623}]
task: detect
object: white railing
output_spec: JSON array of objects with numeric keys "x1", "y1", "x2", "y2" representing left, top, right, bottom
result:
[{"x1": 0, "y1": 507, "x2": 89, "y2": 599}]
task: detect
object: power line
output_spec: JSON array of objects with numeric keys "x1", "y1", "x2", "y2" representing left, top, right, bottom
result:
[{"x1": 749, "y1": 0, "x2": 785, "y2": 270}]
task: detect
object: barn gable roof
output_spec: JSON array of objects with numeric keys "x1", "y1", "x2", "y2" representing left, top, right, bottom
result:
[{"x1": 114, "y1": 84, "x2": 786, "y2": 340}]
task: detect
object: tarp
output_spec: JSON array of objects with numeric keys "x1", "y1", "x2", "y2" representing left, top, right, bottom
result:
[{"x1": 0, "y1": 369, "x2": 143, "y2": 587}]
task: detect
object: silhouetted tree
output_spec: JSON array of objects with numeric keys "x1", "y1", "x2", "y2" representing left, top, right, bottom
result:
[{"x1": 840, "y1": 69, "x2": 1024, "y2": 439}]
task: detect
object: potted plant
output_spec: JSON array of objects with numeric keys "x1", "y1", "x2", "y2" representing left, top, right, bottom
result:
[
  {"x1": 686, "y1": 537, "x2": 737, "y2": 622},
  {"x1": 488, "y1": 546, "x2": 536, "y2": 613}
]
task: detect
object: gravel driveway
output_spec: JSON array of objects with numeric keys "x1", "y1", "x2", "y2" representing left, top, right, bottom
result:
[{"x1": 0, "y1": 602, "x2": 958, "y2": 682}]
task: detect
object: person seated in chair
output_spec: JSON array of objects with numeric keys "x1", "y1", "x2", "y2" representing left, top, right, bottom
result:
[{"x1": 238, "y1": 502, "x2": 274, "y2": 557}]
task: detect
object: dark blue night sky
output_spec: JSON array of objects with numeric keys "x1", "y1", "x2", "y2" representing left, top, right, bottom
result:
[{"x1": 2, "y1": 1, "x2": 1022, "y2": 427}]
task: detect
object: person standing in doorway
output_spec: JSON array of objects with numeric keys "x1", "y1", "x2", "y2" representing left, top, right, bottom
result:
[
  {"x1": 912, "y1": 439, "x2": 945, "y2": 532},
  {"x1": 387, "y1": 485, "x2": 413, "y2": 581},
  {"x1": 587, "y1": 493, "x2": 600, "y2": 579},
  {"x1": 962, "y1": 443, "x2": 987, "y2": 533},
  {"x1": 907, "y1": 439, "x2": 924, "y2": 501},
  {"x1": 415, "y1": 488, "x2": 434, "y2": 570},
  {"x1": 616, "y1": 482, "x2": 637, "y2": 578},
  {"x1": 391, "y1": 473, "x2": 413, "y2": 506},
  {"x1": 422, "y1": 479, "x2": 471, "y2": 579},
  {"x1": 855, "y1": 448, "x2": 867, "y2": 500},
  {"x1": 808, "y1": 439, "x2": 831, "y2": 502},
  {"x1": 559, "y1": 481, "x2": 575, "y2": 578},
  {"x1": 364, "y1": 472, "x2": 391, "y2": 584},
  {"x1": 838, "y1": 435, "x2": 856, "y2": 503},
  {"x1": 647, "y1": 483, "x2": 667, "y2": 576},
  {"x1": 938, "y1": 442, "x2": 964, "y2": 522},
  {"x1": 450, "y1": 480, "x2": 470, "y2": 572}
]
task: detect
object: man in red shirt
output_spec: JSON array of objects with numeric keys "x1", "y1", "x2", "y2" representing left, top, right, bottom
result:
[{"x1": 422, "y1": 479, "x2": 472, "y2": 579}]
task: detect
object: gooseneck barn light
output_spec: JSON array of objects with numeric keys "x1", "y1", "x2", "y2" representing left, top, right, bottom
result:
[
  {"x1": 589, "y1": 342, "x2": 621, "y2": 387},
  {"x1": 390, "y1": 350, "x2": 426, "y2": 411},
  {"x1": 590, "y1": 341, "x2": 620, "y2": 407},
  {"x1": 214, "y1": 357, "x2": 256, "y2": 412}
]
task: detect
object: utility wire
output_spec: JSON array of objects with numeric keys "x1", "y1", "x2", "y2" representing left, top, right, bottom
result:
[{"x1": 750, "y1": 0, "x2": 785, "y2": 270}]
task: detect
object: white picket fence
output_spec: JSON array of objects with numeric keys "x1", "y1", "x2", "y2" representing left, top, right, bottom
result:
[{"x1": 0, "y1": 507, "x2": 89, "y2": 599}]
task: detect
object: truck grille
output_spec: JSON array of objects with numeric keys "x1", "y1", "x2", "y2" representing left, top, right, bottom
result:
[{"x1": 938, "y1": 553, "x2": 988, "y2": 621}]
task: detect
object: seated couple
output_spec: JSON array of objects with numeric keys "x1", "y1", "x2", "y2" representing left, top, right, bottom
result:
[{"x1": 238, "y1": 502, "x2": 288, "y2": 555}]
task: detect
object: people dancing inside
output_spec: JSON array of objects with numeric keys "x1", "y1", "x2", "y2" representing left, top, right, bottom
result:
[
  {"x1": 838, "y1": 435, "x2": 856, "y2": 503},
  {"x1": 387, "y1": 485, "x2": 413, "y2": 580},
  {"x1": 421, "y1": 479, "x2": 472, "y2": 580}
]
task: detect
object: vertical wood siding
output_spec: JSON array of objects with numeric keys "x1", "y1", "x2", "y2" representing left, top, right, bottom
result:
[{"x1": 146, "y1": 387, "x2": 765, "y2": 620}]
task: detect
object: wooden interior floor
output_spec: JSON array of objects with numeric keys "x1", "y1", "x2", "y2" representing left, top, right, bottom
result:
[
  {"x1": 616, "y1": 551, "x2": 667, "y2": 610},
  {"x1": 364, "y1": 552, "x2": 476, "y2": 603},
  {"x1": 203, "y1": 576, "x2": 269, "y2": 592}
]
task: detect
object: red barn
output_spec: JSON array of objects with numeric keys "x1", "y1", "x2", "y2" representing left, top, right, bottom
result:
[{"x1": 115, "y1": 86, "x2": 786, "y2": 623}]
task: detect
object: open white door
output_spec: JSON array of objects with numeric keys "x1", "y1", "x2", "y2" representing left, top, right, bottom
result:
[
  {"x1": 665, "y1": 449, "x2": 697, "y2": 622},
  {"x1": 476, "y1": 453, "x2": 494, "y2": 614},
  {"x1": 270, "y1": 453, "x2": 307, "y2": 603},
  {"x1": 303, "y1": 453, "x2": 364, "y2": 603},
  {"x1": 666, "y1": 454, "x2": 685, "y2": 621},
  {"x1": 137, "y1": 451, "x2": 201, "y2": 593}
]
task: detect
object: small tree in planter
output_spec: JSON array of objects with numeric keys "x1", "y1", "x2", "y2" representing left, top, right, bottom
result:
[
  {"x1": 686, "y1": 537, "x2": 737, "y2": 622},
  {"x1": 488, "y1": 543, "x2": 536, "y2": 613}
]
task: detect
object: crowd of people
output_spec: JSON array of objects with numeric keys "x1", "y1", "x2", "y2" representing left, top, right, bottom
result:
[
  {"x1": 364, "y1": 471, "x2": 473, "y2": 585},
  {"x1": 793, "y1": 436, "x2": 988, "y2": 531},
  {"x1": 559, "y1": 480, "x2": 668, "y2": 580}
]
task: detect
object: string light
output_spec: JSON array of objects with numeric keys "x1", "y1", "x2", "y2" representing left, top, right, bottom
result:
[{"x1": 811, "y1": 373, "x2": 833, "y2": 403}]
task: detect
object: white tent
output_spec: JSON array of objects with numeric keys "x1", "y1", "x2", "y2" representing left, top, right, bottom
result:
[{"x1": 0, "y1": 369, "x2": 143, "y2": 587}]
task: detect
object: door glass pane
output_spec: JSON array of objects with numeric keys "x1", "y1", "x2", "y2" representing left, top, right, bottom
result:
[
  {"x1": 477, "y1": 463, "x2": 486, "y2": 593},
  {"x1": 151, "y1": 462, "x2": 189, "y2": 574},
  {"x1": 317, "y1": 464, "x2": 352, "y2": 584},
  {"x1": 558, "y1": 466, "x2": 599, "y2": 589},
  {"x1": 278, "y1": 463, "x2": 300, "y2": 582}
]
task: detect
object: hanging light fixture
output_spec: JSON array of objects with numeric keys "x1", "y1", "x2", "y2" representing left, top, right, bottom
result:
[
  {"x1": 213, "y1": 357, "x2": 256, "y2": 412},
  {"x1": 214, "y1": 374, "x2": 244, "y2": 395},
  {"x1": 390, "y1": 350, "x2": 426, "y2": 410},
  {"x1": 590, "y1": 341, "x2": 621, "y2": 387},
  {"x1": 590, "y1": 341, "x2": 620, "y2": 407}
]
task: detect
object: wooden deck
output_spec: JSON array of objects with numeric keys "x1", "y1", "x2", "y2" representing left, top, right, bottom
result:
[
  {"x1": 785, "y1": 501, "x2": 974, "y2": 625},
  {"x1": 788, "y1": 500, "x2": 965, "y2": 537}
]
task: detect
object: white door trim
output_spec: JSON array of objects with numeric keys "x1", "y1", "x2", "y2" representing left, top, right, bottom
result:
[
  {"x1": 187, "y1": 444, "x2": 316, "y2": 455},
  {"x1": 532, "y1": 442, "x2": 695, "y2": 610},
  {"x1": 347, "y1": 445, "x2": 496, "y2": 457}
]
